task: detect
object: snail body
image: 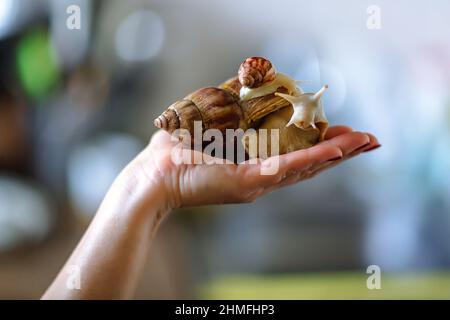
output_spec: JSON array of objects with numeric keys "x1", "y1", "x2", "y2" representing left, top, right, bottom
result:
[
  {"x1": 243, "y1": 106, "x2": 322, "y2": 159},
  {"x1": 242, "y1": 89, "x2": 329, "y2": 159},
  {"x1": 154, "y1": 57, "x2": 329, "y2": 159}
]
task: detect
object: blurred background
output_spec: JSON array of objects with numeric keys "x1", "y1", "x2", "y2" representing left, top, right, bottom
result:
[{"x1": 0, "y1": 0, "x2": 450, "y2": 299}]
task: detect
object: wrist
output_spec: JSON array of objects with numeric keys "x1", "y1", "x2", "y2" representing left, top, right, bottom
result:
[{"x1": 102, "y1": 159, "x2": 173, "y2": 229}]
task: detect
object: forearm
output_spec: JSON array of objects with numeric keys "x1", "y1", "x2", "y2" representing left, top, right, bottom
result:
[{"x1": 42, "y1": 160, "x2": 170, "y2": 299}]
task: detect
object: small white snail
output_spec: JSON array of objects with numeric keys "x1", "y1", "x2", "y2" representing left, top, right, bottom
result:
[{"x1": 275, "y1": 85, "x2": 328, "y2": 130}]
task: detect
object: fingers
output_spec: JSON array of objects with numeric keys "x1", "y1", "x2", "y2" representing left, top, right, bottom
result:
[
  {"x1": 324, "y1": 125, "x2": 353, "y2": 140},
  {"x1": 307, "y1": 131, "x2": 371, "y2": 174},
  {"x1": 307, "y1": 131, "x2": 381, "y2": 175},
  {"x1": 240, "y1": 142, "x2": 343, "y2": 189},
  {"x1": 352, "y1": 132, "x2": 380, "y2": 154},
  {"x1": 266, "y1": 131, "x2": 380, "y2": 191},
  {"x1": 327, "y1": 131, "x2": 379, "y2": 159},
  {"x1": 320, "y1": 131, "x2": 370, "y2": 157},
  {"x1": 277, "y1": 142, "x2": 343, "y2": 169}
]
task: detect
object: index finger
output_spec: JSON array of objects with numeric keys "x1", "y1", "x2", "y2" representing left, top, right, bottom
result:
[
  {"x1": 325, "y1": 125, "x2": 353, "y2": 140},
  {"x1": 241, "y1": 142, "x2": 343, "y2": 188}
]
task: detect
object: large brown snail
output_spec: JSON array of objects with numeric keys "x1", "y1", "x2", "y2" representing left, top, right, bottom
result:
[{"x1": 154, "y1": 57, "x2": 329, "y2": 159}]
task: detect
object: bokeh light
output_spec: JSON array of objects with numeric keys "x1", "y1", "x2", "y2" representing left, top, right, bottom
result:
[
  {"x1": 0, "y1": 176, "x2": 54, "y2": 251},
  {"x1": 115, "y1": 10, "x2": 165, "y2": 63},
  {"x1": 16, "y1": 29, "x2": 60, "y2": 99},
  {"x1": 67, "y1": 133, "x2": 143, "y2": 218}
]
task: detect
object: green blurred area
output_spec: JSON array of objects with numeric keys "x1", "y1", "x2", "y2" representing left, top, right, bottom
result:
[
  {"x1": 201, "y1": 272, "x2": 450, "y2": 299},
  {"x1": 16, "y1": 29, "x2": 60, "y2": 100}
]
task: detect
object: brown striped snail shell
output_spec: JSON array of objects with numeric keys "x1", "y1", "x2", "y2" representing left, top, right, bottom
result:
[
  {"x1": 238, "y1": 57, "x2": 276, "y2": 88},
  {"x1": 219, "y1": 76, "x2": 291, "y2": 125},
  {"x1": 153, "y1": 87, "x2": 247, "y2": 136}
]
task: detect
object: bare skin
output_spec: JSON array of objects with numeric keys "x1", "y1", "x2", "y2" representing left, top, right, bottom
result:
[{"x1": 42, "y1": 126, "x2": 379, "y2": 299}]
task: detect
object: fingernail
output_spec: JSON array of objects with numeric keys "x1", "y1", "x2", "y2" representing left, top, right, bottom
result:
[
  {"x1": 352, "y1": 142, "x2": 371, "y2": 153},
  {"x1": 363, "y1": 144, "x2": 381, "y2": 152},
  {"x1": 327, "y1": 155, "x2": 343, "y2": 162}
]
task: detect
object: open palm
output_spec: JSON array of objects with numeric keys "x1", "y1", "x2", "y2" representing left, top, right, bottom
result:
[{"x1": 135, "y1": 126, "x2": 379, "y2": 208}]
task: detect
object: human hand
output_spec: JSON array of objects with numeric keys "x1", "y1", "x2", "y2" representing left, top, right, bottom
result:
[
  {"x1": 129, "y1": 126, "x2": 380, "y2": 210},
  {"x1": 44, "y1": 128, "x2": 379, "y2": 300}
]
